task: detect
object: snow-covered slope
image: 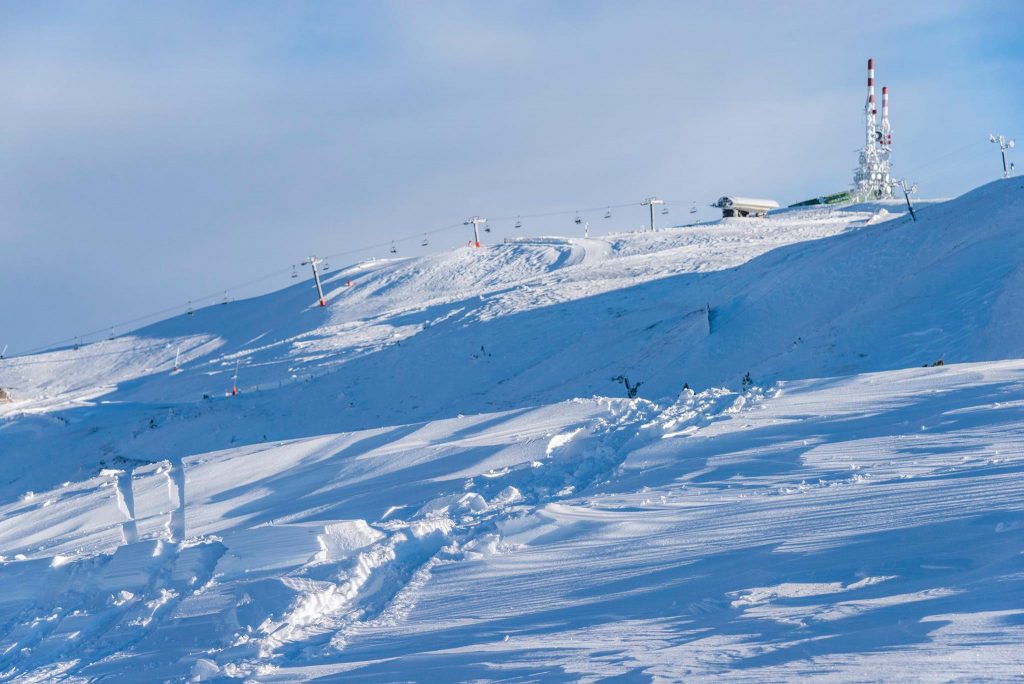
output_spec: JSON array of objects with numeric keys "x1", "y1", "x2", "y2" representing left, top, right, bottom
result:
[
  {"x1": 5, "y1": 184, "x2": 1020, "y2": 419},
  {"x1": 1, "y1": 180, "x2": 1023, "y2": 681},
  {"x1": 2, "y1": 363, "x2": 1022, "y2": 681},
  {"x1": 3, "y1": 181, "x2": 1023, "y2": 494}
]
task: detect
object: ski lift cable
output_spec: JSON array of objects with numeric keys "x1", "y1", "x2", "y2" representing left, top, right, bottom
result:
[
  {"x1": 8, "y1": 264, "x2": 297, "y2": 358},
  {"x1": 1, "y1": 341, "x2": 174, "y2": 367},
  {"x1": 5, "y1": 197, "x2": 701, "y2": 358},
  {"x1": 489, "y1": 201, "x2": 640, "y2": 223},
  {"x1": 909, "y1": 140, "x2": 984, "y2": 175},
  {"x1": 9, "y1": 220, "x2": 470, "y2": 357},
  {"x1": 909, "y1": 144, "x2": 990, "y2": 185},
  {"x1": 321, "y1": 221, "x2": 466, "y2": 262},
  {"x1": 7, "y1": 151, "x2": 993, "y2": 362},
  {"x1": 7, "y1": 220, "x2": 469, "y2": 357},
  {"x1": 321, "y1": 195, "x2": 651, "y2": 260}
]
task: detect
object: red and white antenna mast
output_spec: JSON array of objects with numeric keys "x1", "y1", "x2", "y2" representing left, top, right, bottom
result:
[
  {"x1": 853, "y1": 57, "x2": 893, "y2": 200},
  {"x1": 867, "y1": 58, "x2": 876, "y2": 121},
  {"x1": 881, "y1": 86, "x2": 891, "y2": 147}
]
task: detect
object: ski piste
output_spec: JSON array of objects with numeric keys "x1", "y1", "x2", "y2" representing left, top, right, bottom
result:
[{"x1": 1, "y1": 179, "x2": 1023, "y2": 680}]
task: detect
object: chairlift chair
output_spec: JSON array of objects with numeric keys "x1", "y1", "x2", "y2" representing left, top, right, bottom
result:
[
  {"x1": 515, "y1": 216, "x2": 522, "y2": 229},
  {"x1": 661, "y1": 207, "x2": 669, "y2": 215},
  {"x1": 690, "y1": 202, "x2": 698, "y2": 214},
  {"x1": 604, "y1": 207, "x2": 612, "y2": 219},
  {"x1": 574, "y1": 214, "x2": 582, "y2": 225},
  {"x1": 422, "y1": 235, "x2": 429, "y2": 247},
  {"x1": 291, "y1": 265, "x2": 298, "y2": 279},
  {"x1": 390, "y1": 242, "x2": 398, "y2": 254}
]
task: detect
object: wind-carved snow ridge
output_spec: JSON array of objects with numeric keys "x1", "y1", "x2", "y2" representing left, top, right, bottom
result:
[
  {"x1": 225, "y1": 519, "x2": 453, "y2": 674},
  {"x1": 0, "y1": 534, "x2": 226, "y2": 680},
  {"x1": 0, "y1": 383, "x2": 768, "y2": 681},
  {"x1": 0, "y1": 456, "x2": 224, "y2": 681},
  {"x1": 218, "y1": 399, "x2": 660, "y2": 674},
  {"x1": 112, "y1": 470, "x2": 138, "y2": 545},
  {"x1": 476, "y1": 398, "x2": 658, "y2": 504},
  {"x1": 4, "y1": 365, "x2": 1024, "y2": 681},
  {"x1": 650, "y1": 384, "x2": 774, "y2": 438},
  {"x1": 209, "y1": 389, "x2": 752, "y2": 677}
]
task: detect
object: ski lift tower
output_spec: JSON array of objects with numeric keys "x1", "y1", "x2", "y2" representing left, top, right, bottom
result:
[
  {"x1": 465, "y1": 216, "x2": 486, "y2": 248},
  {"x1": 641, "y1": 197, "x2": 664, "y2": 232},
  {"x1": 990, "y1": 134, "x2": 1016, "y2": 178},
  {"x1": 853, "y1": 58, "x2": 894, "y2": 200},
  {"x1": 301, "y1": 256, "x2": 327, "y2": 307}
]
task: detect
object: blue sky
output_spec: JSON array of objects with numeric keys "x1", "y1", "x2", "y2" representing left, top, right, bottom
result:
[{"x1": 1, "y1": 1, "x2": 1022, "y2": 352}]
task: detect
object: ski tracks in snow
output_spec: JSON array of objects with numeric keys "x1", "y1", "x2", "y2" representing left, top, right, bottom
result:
[
  {"x1": 214, "y1": 399, "x2": 656, "y2": 676},
  {"x1": 233, "y1": 388, "x2": 765, "y2": 676},
  {"x1": 0, "y1": 388, "x2": 766, "y2": 680}
]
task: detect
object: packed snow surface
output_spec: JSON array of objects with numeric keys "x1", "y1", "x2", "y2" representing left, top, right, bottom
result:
[{"x1": 0, "y1": 180, "x2": 1022, "y2": 680}]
